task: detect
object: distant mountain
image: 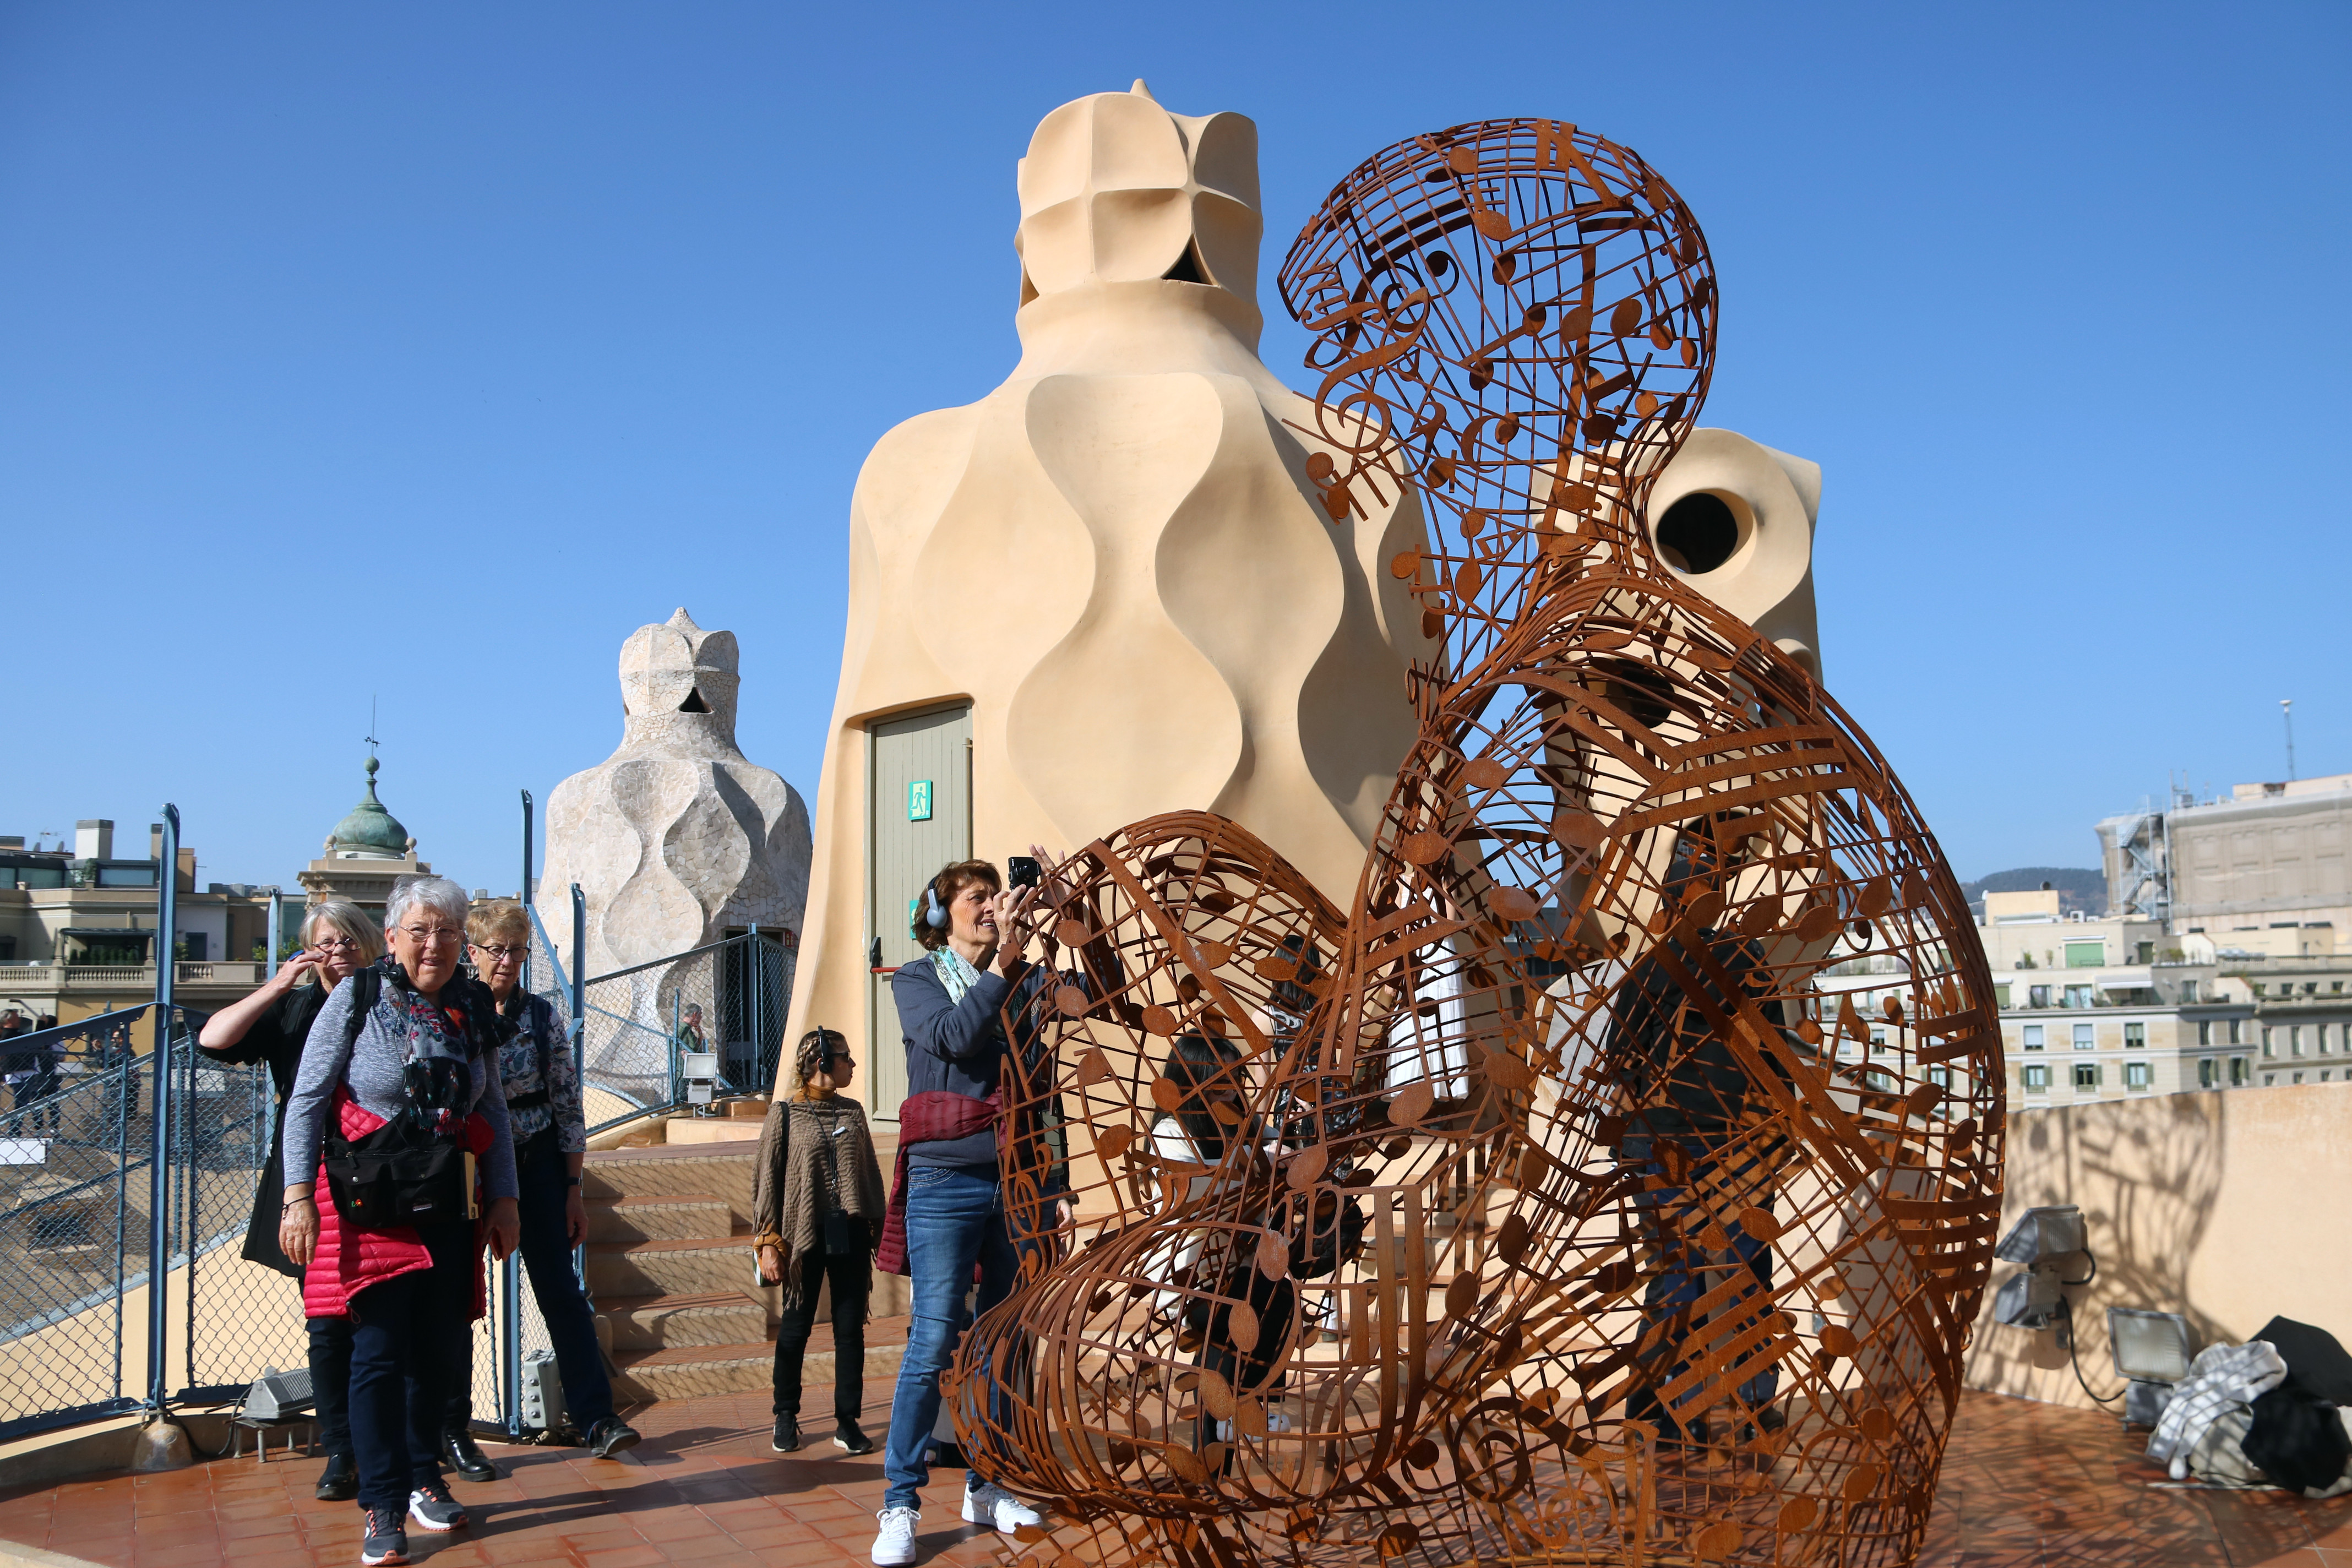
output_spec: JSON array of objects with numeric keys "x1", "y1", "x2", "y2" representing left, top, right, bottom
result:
[{"x1": 1959, "y1": 867, "x2": 2105, "y2": 917}]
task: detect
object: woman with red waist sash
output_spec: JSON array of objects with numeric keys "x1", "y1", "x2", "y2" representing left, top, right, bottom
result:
[{"x1": 868, "y1": 852, "x2": 1096, "y2": 1566}]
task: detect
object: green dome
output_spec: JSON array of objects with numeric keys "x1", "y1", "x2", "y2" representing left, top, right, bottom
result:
[{"x1": 331, "y1": 756, "x2": 410, "y2": 858}]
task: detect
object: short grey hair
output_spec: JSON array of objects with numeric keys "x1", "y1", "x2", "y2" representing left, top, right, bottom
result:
[{"x1": 384, "y1": 875, "x2": 471, "y2": 934}]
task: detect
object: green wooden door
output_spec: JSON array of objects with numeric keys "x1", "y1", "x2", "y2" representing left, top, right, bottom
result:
[{"x1": 865, "y1": 704, "x2": 972, "y2": 1121}]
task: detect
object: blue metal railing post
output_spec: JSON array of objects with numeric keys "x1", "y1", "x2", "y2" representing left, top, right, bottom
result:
[
  {"x1": 145, "y1": 804, "x2": 179, "y2": 1411},
  {"x1": 500, "y1": 789, "x2": 533, "y2": 1435},
  {"x1": 569, "y1": 885, "x2": 587, "y2": 1295}
]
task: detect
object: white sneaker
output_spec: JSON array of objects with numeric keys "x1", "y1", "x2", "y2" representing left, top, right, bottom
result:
[
  {"x1": 871, "y1": 1505, "x2": 919, "y2": 1566},
  {"x1": 961, "y1": 1478, "x2": 1043, "y2": 1532},
  {"x1": 1212, "y1": 1412, "x2": 1294, "y2": 1442}
]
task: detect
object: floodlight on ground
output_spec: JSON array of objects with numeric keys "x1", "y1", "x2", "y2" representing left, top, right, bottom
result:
[
  {"x1": 679, "y1": 1050, "x2": 719, "y2": 1107},
  {"x1": 2108, "y1": 1308, "x2": 2195, "y2": 1425},
  {"x1": 241, "y1": 1364, "x2": 312, "y2": 1422}
]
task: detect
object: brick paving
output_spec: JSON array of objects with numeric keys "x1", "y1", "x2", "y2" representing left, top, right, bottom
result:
[{"x1": 5, "y1": 1388, "x2": 2351, "y2": 1567}]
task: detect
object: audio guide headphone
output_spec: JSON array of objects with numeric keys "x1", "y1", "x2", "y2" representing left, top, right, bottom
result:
[{"x1": 923, "y1": 883, "x2": 948, "y2": 930}]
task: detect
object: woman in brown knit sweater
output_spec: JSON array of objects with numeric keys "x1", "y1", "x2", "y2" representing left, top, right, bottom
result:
[{"x1": 753, "y1": 1027, "x2": 887, "y2": 1455}]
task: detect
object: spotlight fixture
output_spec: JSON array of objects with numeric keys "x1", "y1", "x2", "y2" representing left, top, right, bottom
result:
[
  {"x1": 1991, "y1": 1204, "x2": 2087, "y2": 1335},
  {"x1": 2108, "y1": 1308, "x2": 2195, "y2": 1426}
]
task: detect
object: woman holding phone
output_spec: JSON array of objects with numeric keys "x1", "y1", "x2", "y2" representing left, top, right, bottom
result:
[{"x1": 196, "y1": 899, "x2": 384, "y2": 1501}]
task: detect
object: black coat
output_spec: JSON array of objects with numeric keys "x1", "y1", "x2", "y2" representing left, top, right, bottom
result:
[{"x1": 198, "y1": 986, "x2": 328, "y2": 1278}]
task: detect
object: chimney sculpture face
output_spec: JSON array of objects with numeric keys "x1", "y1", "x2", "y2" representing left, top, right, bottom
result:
[
  {"x1": 617, "y1": 607, "x2": 744, "y2": 759},
  {"x1": 1014, "y1": 83, "x2": 1266, "y2": 345}
]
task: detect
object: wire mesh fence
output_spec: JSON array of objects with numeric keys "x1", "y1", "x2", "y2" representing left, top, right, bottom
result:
[
  {"x1": 0, "y1": 919, "x2": 796, "y2": 1443},
  {"x1": 530, "y1": 912, "x2": 795, "y2": 1123},
  {"x1": 0, "y1": 1007, "x2": 157, "y2": 1436}
]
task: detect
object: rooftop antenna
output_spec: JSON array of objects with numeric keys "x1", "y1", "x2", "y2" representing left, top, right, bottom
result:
[{"x1": 2282, "y1": 698, "x2": 2296, "y2": 781}]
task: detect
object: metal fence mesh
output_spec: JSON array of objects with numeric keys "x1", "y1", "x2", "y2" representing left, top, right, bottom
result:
[
  {"x1": 0, "y1": 1008, "x2": 155, "y2": 1435},
  {"x1": 0, "y1": 921, "x2": 794, "y2": 1441}
]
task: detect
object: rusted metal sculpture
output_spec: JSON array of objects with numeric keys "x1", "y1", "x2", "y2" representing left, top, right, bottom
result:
[{"x1": 951, "y1": 118, "x2": 2003, "y2": 1568}]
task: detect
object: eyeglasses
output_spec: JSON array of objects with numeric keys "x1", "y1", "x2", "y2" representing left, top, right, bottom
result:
[
  {"x1": 398, "y1": 925, "x2": 465, "y2": 948},
  {"x1": 470, "y1": 943, "x2": 527, "y2": 961},
  {"x1": 312, "y1": 937, "x2": 360, "y2": 952}
]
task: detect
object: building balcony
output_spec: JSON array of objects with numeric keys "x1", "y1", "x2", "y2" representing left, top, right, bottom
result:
[{"x1": 0, "y1": 961, "x2": 269, "y2": 992}]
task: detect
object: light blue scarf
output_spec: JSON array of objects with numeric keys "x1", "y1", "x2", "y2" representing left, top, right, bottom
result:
[{"x1": 930, "y1": 947, "x2": 983, "y2": 1005}]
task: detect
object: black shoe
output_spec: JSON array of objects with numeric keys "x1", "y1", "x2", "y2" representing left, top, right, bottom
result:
[
  {"x1": 586, "y1": 1416, "x2": 642, "y2": 1459},
  {"x1": 772, "y1": 1418, "x2": 803, "y2": 1453},
  {"x1": 315, "y1": 1452, "x2": 358, "y2": 1502},
  {"x1": 1741, "y1": 1405, "x2": 1788, "y2": 1443},
  {"x1": 834, "y1": 1420, "x2": 875, "y2": 1456},
  {"x1": 442, "y1": 1429, "x2": 500, "y2": 1483}
]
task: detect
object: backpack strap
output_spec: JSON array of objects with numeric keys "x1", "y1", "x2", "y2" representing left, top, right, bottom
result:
[{"x1": 341, "y1": 965, "x2": 382, "y2": 1055}]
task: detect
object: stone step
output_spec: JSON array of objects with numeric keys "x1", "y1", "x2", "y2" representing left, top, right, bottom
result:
[
  {"x1": 663, "y1": 1117, "x2": 763, "y2": 1145},
  {"x1": 598, "y1": 1290, "x2": 770, "y2": 1350},
  {"x1": 584, "y1": 1193, "x2": 734, "y2": 1244},
  {"x1": 586, "y1": 1230, "x2": 763, "y2": 1299},
  {"x1": 582, "y1": 1144, "x2": 759, "y2": 1226},
  {"x1": 611, "y1": 1316, "x2": 910, "y2": 1404}
]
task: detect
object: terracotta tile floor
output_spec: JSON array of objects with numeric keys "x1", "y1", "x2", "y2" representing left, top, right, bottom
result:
[{"x1": 4, "y1": 1388, "x2": 2349, "y2": 1567}]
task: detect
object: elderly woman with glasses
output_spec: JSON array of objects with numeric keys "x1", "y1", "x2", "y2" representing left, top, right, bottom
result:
[
  {"x1": 435, "y1": 901, "x2": 640, "y2": 1471},
  {"x1": 281, "y1": 875, "x2": 521, "y2": 1568},
  {"x1": 197, "y1": 900, "x2": 384, "y2": 1501}
]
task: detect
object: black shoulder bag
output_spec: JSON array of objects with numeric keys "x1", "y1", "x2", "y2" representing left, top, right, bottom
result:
[{"x1": 322, "y1": 967, "x2": 479, "y2": 1232}]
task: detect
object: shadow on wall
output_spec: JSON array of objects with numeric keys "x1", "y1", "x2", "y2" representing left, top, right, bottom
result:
[{"x1": 1964, "y1": 1085, "x2": 2352, "y2": 1412}]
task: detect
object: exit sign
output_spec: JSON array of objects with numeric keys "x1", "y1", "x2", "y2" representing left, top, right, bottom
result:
[{"x1": 908, "y1": 780, "x2": 933, "y2": 821}]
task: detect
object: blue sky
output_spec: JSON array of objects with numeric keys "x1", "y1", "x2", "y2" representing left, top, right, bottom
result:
[{"x1": 2, "y1": 1, "x2": 2344, "y2": 897}]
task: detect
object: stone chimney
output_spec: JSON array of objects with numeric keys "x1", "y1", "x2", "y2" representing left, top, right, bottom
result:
[{"x1": 75, "y1": 820, "x2": 113, "y2": 861}]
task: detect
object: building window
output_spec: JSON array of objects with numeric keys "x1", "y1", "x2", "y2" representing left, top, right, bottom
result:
[
  {"x1": 2064, "y1": 985, "x2": 2093, "y2": 1008},
  {"x1": 2030, "y1": 985, "x2": 2052, "y2": 1009},
  {"x1": 2263, "y1": 1028, "x2": 2275, "y2": 1058},
  {"x1": 2180, "y1": 979, "x2": 2198, "y2": 1003},
  {"x1": 2073, "y1": 1063, "x2": 2100, "y2": 1090},
  {"x1": 2291, "y1": 1026, "x2": 2303, "y2": 1057},
  {"x1": 2073, "y1": 1023, "x2": 2095, "y2": 1050},
  {"x1": 1995, "y1": 983, "x2": 2011, "y2": 1009},
  {"x1": 2264, "y1": 1073, "x2": 2276, "y2": 1087},
  {"x1": 2022, "y1": 1025, "x2": 2045, "y2": 1050},
  {"x1": 2292, "y1": 1071, "x2": 2305, "y2": 1085},
  {"x1": 2064, "y1": 940, "x2": 2105, "y2": 967},
  {"x1": 1928, "y1": 1066, "x2": 1952, "y2": 1090},
  {"x1": 2318, "y1": 1024, "x2": 2331, "y2": 1054},
  {"x1": 2231, "y1": 1057, "x2": 2248, "y2": 1086},
  {"x1": 1870, "y1": 1030, "x2": 1888, "y2": 1057},
  {"x1": 2229, "y1": 1019, "x2": 2244, "y2": 1046},
  {"x1": 2253, "y1": 983, "x2": 2266, "y2": 997},
  {"x1": 2199, "y1": 1058, "x2": 2217, "y2": 1088},
  {"x1": 2125, "y1": 1061, "x2": 2152, "y2": 1090},
  {"x1": 2198, "y1": 1020, "x2": 2213, "y2": 1046},
  {"x1": 2023, "y1": 1065, "x2": 2050, "y2": 1090},
  {"x1": 2126, "y1": 1022, "x2": 2146, "y2": 1048}
]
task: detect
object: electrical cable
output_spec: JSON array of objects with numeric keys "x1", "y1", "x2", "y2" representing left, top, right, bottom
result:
[{"x1": 2055, "y1": 1251, "x2": 2124, "y2": 1407}]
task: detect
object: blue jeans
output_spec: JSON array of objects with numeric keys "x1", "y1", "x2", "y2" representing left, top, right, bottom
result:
[
  {"x1": 881, "y1": 1163, "x2": 1020, "y2": 1511},
  {"x1": 442, "y1": 1130, "x2": 616, "y2": 1435},
  {"x1": 347, "y1": 1220, "x2": 473, "y2": 1512}
]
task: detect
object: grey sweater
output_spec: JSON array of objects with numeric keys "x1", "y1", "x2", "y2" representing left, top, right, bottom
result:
[{"x1": 282, "y1": 972, "x2": 519, "y2": 1202}]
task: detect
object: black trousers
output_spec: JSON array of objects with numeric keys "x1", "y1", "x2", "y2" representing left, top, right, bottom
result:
[
  {"x1": 771, "y1": 1249, "x2": 870, "y2": 1425},
  {"x1": 346, "y1": 1221, "x2": 474, "y2": 1512},
  {"x1": 309, "y1": 1314, "x2": 354, "y2": 1457},
  {"x1": 1194, "y1": 1264, "x2": 1297, "y2": 1454}
]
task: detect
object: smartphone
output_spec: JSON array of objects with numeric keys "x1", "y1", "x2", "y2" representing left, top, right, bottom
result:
[{"x1": 1008, "y1": 856, "x2": 1041, "y2": 890}]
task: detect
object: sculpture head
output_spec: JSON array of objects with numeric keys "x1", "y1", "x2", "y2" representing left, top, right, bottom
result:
[
  {"x1": 617, "y1": 607, "x2": 743, "y2": 758},
  {"x1": 1014, "y1": 81, "x2": 1264, "y2": 346}
]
